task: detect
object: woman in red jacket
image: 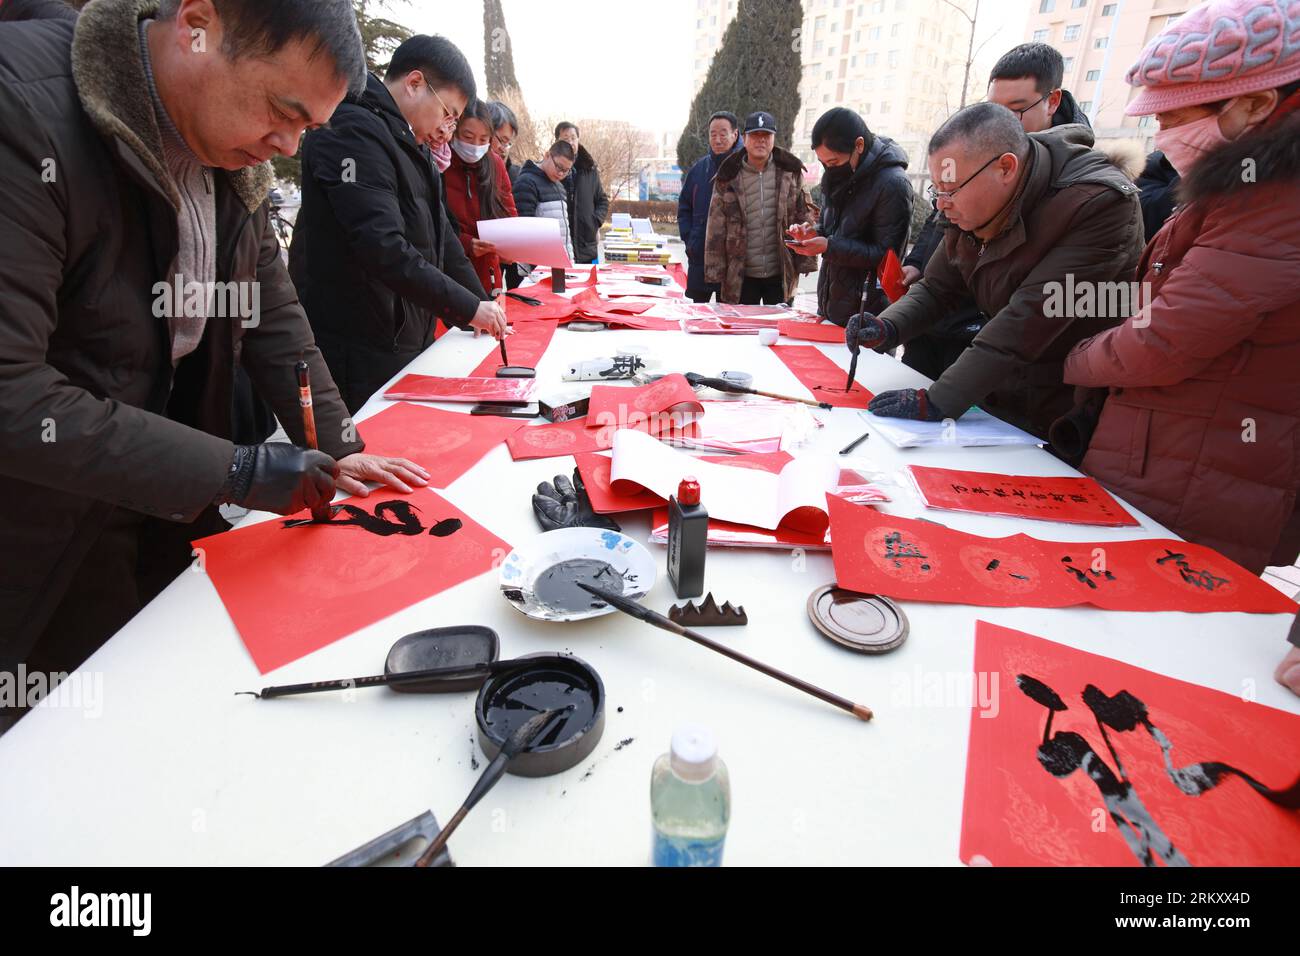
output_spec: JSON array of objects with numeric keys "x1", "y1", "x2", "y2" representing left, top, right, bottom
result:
[
  {"x1": 444, "y1": 101, "x2": 518, "y2": 294},
  {"x1": 1062, "y1": 0, "x2": 1300, "y2": 695}
]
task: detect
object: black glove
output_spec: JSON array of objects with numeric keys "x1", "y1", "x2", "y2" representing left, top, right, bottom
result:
[
  {"x1": 845, "y1": 312, "x2": 898, "y2": 354},
  {"x1": 218, "y1": 443, "x2": 339, "y2": 515},
  {"x1": 533, "y1": 470, "x2": 621, "y2": 532},
  {"x1": 867, "y1": 388, "x2": 946, "y2": 422}
]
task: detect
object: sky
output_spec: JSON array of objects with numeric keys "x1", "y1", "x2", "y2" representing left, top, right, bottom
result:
[{"x1": 400, "y1": 0, "x2": 1031, "y2": 140}]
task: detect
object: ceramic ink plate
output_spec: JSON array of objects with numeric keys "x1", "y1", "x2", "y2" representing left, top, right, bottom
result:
[
  {"x1": 499, "y1": 528, "x2": 656, "y2": 622},
  {"x1": 475, "y1": 654, "x2": 606, "y2": 776},
  {"x1": 807, "y1": 584, "x2": 909, "y2": 654}
]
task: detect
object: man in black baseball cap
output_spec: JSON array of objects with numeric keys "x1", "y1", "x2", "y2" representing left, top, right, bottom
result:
[{"x1": 704, "y1": 110, "x2": 816, "y2": 305}]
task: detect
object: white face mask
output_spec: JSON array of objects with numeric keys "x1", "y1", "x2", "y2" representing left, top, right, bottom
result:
[{"x1": 451, "y1": 139, "x2": 490, "y2": 164}]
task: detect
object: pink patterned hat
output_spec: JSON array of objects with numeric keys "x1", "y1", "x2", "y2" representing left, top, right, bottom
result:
[{"x1": 1125, "y1": 0, "x2": 1300, "y2": 115}]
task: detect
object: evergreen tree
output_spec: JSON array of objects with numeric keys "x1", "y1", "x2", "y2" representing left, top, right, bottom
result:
[{"x1": 676, "y1": 0, "x2": 804, "y2": 172}]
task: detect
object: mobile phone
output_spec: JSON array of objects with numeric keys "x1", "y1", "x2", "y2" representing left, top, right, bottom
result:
[{"x1": 470, "y1": 403, "x2": 541, "y2": 418}]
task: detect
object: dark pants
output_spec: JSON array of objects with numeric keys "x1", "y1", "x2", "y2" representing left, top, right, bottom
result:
[
  {"x1": 1, "y1": 506, "x2": 226, "y2": 733},
  {"x1": 686, "y1": 284, "x2": 720, "y2": 303},
  {"x1": 739, "y1": 275, "x2": 785, "y2": 306}
]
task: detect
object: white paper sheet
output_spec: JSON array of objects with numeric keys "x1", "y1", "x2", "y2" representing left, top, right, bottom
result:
[
  {"x1": 477, "y1": 217, "x2": 574, "y2": 269},
  {"x1": 858, "y1": 407, "x2": 1042, "y2": 448},
  {"x1": 609, "y1": 430, "x2": 839, "y2": 531}
]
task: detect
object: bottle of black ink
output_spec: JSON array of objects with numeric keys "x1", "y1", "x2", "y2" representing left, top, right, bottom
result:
[{"x1": 667, "y1": 477, "x2": 707, "y2": 598}]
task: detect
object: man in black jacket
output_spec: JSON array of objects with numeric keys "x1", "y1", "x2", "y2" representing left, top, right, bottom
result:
[
  {"x1": 1135, "y1": 150, "x2": 1179, "y2": 241},
  {"x1": 0, "y1": 0, "x2": 431, "y2": 725},
  {"x1": 789, "y1": 108, "x2": 913, "y2": 326},
  {"x1": 291, "y1": 34, "x2": 507, "y2": 413},
  {"x1": 901, "y1": 42, "x2": 1091, "y2": 379},
  {"x1": 513, "y1": 141, "x2": 577, "y2": 266},
  {"x1": 555, "y1": 122, "x2": 609, "y2": 264}
]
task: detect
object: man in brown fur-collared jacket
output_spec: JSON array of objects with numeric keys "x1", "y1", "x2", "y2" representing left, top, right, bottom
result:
[{"x1": 703, "y1": 111, "x2": 817, "y2": 306}]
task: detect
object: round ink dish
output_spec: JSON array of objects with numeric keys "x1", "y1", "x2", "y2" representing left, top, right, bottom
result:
[
  {"x1": 475, "y1": 654, "x2": 605, "y2": 776},
  {"x1": 567, "y1": 321, "x2": 606, "y2": 332},
  {"x1": 807, "y1": 584, "x2": 909, "y2": 654},
  {"x1": 498, "y1": 528, "x2": 656, "y2": 622}
]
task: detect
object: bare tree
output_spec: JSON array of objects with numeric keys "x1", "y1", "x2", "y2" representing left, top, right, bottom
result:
[
  {"x1": 542, "y1": 118, "x2": 657, "y2": 203},
  {"x1": 495, "y1": 86, "x2": 545, "y2": 166},
  {"x1": 940, "y1": 0, "x2": 997, "y2": 109}
]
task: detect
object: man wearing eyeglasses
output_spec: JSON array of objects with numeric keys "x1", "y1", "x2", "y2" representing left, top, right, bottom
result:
[
  {"x1": 512, "y1": 140, "x2": 578, "y2": 268},
  {"x1": 848, "y1": 102, "x2": 1143, "y2": 440},
  {"x1": 900, "y1": 42, "x2": 1093, "y2": 381},
  {"x1": 291, "y1": 34, "x2": 507, "y2": 413}
]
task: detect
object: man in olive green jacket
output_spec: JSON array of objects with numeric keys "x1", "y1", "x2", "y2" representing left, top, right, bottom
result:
[{"x1": 849, "y1": 103, "x2": 1144, "y2": 439}]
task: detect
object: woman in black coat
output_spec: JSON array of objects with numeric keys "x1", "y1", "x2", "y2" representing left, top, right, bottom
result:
[{"x1": 789, "y1": 108, "x2": 914, "y2": 326}]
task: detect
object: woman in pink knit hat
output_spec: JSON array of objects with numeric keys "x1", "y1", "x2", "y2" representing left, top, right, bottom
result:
[{"x1": 1062, "y1": 0, "x2": 1300, "y2": 695}]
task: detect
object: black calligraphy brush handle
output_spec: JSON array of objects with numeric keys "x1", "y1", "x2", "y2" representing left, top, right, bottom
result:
[
  {"x1": 242, "y1": 659, "x2": 528, "y2": 699},
  {"x1": 845, "y1": 277, "x2": 871, "y2": 391},
  {"x1": 296, "y1": 359, "x2": 332, "y2": 524},
  {"x1": 414, "y1": 707, "x2": 568, "y2": 867},
  {"x1": 577, "y1": 582, "x2": 872, "y2": 721},
  {"x1": 685, "y1": 372, "x2": 834, "y2": 411}
]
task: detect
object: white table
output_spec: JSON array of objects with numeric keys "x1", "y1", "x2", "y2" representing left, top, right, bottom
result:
[{"x1": 2, "y1": 306, "x2": 1295, "y2": 866}]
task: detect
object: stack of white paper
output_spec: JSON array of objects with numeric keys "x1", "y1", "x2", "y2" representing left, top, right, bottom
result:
[{"x1": 859, "y1": 408, "x2": 1042, "y2": 448}]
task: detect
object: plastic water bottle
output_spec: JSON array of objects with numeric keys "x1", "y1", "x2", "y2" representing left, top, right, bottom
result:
[{"x1": 651, "y1": 726, "x2": 730, "y2": 866}]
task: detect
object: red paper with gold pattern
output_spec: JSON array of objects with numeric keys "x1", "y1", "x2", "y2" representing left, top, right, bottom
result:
[{"x1": 826, "y1": 496, "x2": 1298, "y2": 613}]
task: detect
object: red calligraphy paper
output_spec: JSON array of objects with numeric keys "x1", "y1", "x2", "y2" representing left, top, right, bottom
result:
[
  {"x1": 667, "y1": 262, "x2": 689, "y2": 289},
  {"x1": 572, "y1": 289, "x2": 656, "y2": 315},
  {"x1": 383, "y1": 375, "x2": 536, "y2": 404},
  {"x1": 507, "y1": 416, "x2": 640, "y2": 460},
  {"x1": 586, "y1": 374, "x2": 704, "y2": 430},
  {"x1": 194, "y1": 489, "x2": 511, "y2": 674},
  {"x1": 907, "y1": 465, "x2": 1139, "y2": 527},
  {"x1": 961, "y1": 621, "x2": 1300, "y2": 866},
  {"x1": 354, "y1": 403, "x2": 523, "y2": 488},
  {"x1": 826, "y1": 496, "x2": 1299, "y2": 613},
  {"x1": 649, "y1": 509, "x2": 832, "y2": 551},
  {"x1": 880, "y1": 248, "x2": 907, "y2": 304},
  {"x1": 468, "y1": 319, "x2": 557, "y2": 377},
  {"x1": 569, "y1": 289, "x2": 681, "y2": 330},
  {"x1": 770, "y1": 345, "x2": 874, "y2": 408},
  {"x1": 500, "y1": 288, "x2": 578, "y2": 323},
  {"x1": 576, "y1": 450, "x2": 793, "y2": 514},
  {"x1": 778, "y1": 320, "x2": 848, "y2": 343},
  {"x1": 535, "y1": 265, "x2": 598, "y2": 290}
]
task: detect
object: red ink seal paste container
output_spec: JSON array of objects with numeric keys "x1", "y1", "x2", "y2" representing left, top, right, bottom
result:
[{"x1": 475, "y1": 653, "x2": 605, "y2": 777}]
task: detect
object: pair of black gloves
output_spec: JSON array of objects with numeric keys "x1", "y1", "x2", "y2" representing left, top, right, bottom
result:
[{"x1": 845, "y1": 312, "x2": 946, "y2": 422}]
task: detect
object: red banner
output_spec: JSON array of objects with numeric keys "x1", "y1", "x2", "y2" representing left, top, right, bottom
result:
[
  {"x1": 961, "y1": 621, "x2": 1300, "y2": 866},
  {"x1": 826, "y1": 496, "x2": 1298, "y2": 614},
  {"x1": 770, "y1": 345, "x2": 874, "y2": 408},
  {"x1": 907, "y1": 465, "x2": 1139, "y2": 527},
  {"x1": 469, "y1": 319, "x2": 557, "y2": 376},
  {"x1": 777, "y1": 321, "x2": 847, "y2": 344}
]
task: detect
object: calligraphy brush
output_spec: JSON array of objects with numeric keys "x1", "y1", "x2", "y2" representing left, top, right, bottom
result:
[
  {"x1": 295, "y1": 358, "x2": 332, "y2": 523},
  {"x1": 499, "y1": 334, "x2": 509, "y2": 367},
  {"x1": 414, "y1": 707, "x2": 570, "y2": 867},
  {"x1": 238, "y1": 658, "x2": 532, "y2": 699},
  {"x1": 845, "y1": 276, "x2": 871, "y2": 392},
  {"x1": 576, "y1": 582, "x2": 872, "y2": 722},
  {"x1": 685, "y1": 372, "x2": 833, "y2": 411}
]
